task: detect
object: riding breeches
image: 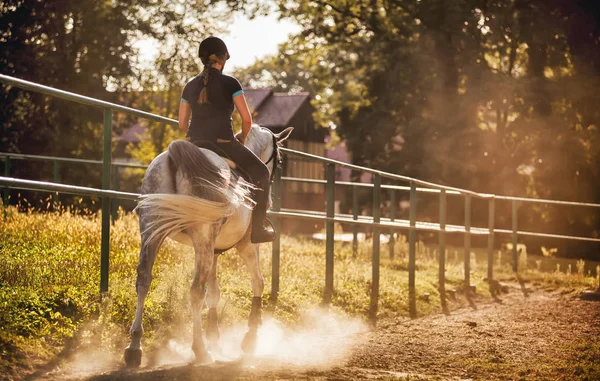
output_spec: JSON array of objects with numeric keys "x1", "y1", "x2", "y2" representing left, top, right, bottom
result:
[{"x1": 192, "y1": 139, "x2": 270, "y2": 194}]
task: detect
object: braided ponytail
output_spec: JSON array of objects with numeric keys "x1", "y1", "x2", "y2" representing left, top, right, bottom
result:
[
  {"x1": 198, "y1": 64, "x2": 211, "y2": 104},
  {"x1": 198, "y1": 53, "x2": 227, "y2": 105}
]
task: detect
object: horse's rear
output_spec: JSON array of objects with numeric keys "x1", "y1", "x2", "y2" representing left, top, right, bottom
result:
[
  {"x1": 140, "y1": 141, "x2": 254, "y2": 239},
  {"x1": 124, "y1": 139, "x2": 254, "y2": 366}
]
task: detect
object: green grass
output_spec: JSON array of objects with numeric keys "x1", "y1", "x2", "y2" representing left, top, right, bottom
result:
[{"x1": 0, "y1": 207, "x2": 598, "y2": 378}]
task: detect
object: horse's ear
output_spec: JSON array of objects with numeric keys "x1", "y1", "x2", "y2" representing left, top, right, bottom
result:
[{"x1": 276, "y1": 127, "x2": 294, "y2": 143}]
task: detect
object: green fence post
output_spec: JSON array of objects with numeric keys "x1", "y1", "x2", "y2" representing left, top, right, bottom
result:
[
  {"x1": 464, "y1": 195, "x2": 472, "y2": 290},
  {"x1": 271, "y1": 166, "x2": 282, "y2": 303},
  {"x1": 100, "y1": 108, "x2": 112, "y2": 295},
  {"x1": 408, "y1": 181, "x2": 417, "y2": 318},
  {"x1": 389, "y1": 189, "x2": 396, "y2": 260},
  {"x1": 488, "y1": 197, "x2": 495, "y2": 284},
  {"x1": 352, "y1": 185, "x2": 358, "y2": 258},
  {"x1": 439, "y1": 189, "x2": 447, "y2": 301},
  {"x1": 370, "y1": 174, "x2": 381, "y2": 322},
  {"x1": 3, "y1": 156, "x2": 10, "y2": 206},
  {"x1": 512, "y1": 200, "x2": 518, "y2": 272},
  {"x1": 52, "y1": 160, "x2": 59, "y2": 208},
  {"x1": 111, "y1": 165, "x2": 119, "y2": 223},
  {"x1": 324, "y1": 163, "x2": 335, "y2": 304}
]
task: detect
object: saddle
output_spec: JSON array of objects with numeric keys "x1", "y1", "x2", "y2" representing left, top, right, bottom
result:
[{"x1": 188, "y1": 139, "x2": 237, "y2": 169}]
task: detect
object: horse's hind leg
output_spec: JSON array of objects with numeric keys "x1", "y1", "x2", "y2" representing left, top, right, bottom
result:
[
  {"x1": 236, "y1": 239, "x2": 264, "y2": 354},
  {"x1": 206, "y1": 256, "x2": 221, "y2": 353},
  {"x1": 124, "y1": 235, "x2": 160, "y2": 367},
  {"x1": 189, "y1": 225, "x2": 217, "y2": 364}
]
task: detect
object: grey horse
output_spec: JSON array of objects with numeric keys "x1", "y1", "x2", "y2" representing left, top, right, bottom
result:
[{"x1": 124, "y1": 125, "x2": 293, "y2": 367}]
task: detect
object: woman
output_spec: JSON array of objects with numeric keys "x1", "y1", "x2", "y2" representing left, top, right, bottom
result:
[{"x1": 178, "y1": 36, "x2": 274, "y2": 244}]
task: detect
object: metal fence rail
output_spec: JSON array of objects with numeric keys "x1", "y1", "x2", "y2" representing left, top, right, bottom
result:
[
  {"x1": 4, "y1": 174, "x2": 598, "y2": 242},
  {"x1": 1, "y1": 177, "x2": 139, "y2": 200},
  {"x1": 2, "y1": 73, "x2": 599, "y2": 320}
]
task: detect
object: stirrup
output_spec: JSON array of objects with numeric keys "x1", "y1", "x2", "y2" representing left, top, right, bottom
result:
[{"x1": 251, "y1": 219, "x2": 275, "y2": 244}]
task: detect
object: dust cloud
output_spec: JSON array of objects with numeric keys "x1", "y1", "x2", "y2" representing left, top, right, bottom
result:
[
  {"x1": 154, "y1": 308, "x2": 369, "y2": 369},
  {"x1": 64, "y1": 347, "x2": 121, "y2": 377},
  {"x1": 45, "y1": 308, "x2": 368, "y2": 379}
]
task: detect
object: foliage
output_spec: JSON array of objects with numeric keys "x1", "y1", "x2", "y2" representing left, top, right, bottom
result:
[
  {"x1": 0, "y1": 0, "x2": 228, "y2": 190},
  {"x1": 234, "y1": 0, "x2": 600, "y2": 257},
  {"x1": 1, "y1": 0, "x2": 136, "y2": 155}
]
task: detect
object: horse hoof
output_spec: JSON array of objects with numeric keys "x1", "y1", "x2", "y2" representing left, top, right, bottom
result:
[
  {"x1": 241, "y1": 330, "x2": 257, "y2": 354},
  {"x1": 193, "y1": 349, "x2": 214, "y2": 365},
  {"x1": 124, "y1": 348, "x2": 142, "y2": 368}
]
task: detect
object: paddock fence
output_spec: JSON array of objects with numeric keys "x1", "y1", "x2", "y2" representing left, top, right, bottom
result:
[{"x1": 1, "y1": 73, "x2": 599, "y2": 320}]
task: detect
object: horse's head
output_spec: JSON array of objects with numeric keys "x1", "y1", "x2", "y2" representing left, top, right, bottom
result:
[{"x1": 245, "y1": 124, "x2": 293, "y2": 175}]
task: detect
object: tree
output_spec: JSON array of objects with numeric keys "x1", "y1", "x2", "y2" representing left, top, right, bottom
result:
[
  {"x1": 0, "y1": 0, "x2": 226, "y2": 190},
  {"x1": 235, "y1": 0, "x2": 600, "y2": 255}
]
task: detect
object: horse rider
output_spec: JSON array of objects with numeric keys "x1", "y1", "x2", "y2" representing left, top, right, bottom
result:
[{"x1": 178, "y1": 36, "x2": 275, "y2": 244}]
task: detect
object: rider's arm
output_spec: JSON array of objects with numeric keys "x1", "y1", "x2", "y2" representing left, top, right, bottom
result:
[
  {"x1": 179, "y1": 100, "x2": 191, "y2": 134},
  {"x1": 233, "y1": 93, "x2": 252, "y2": 144}
]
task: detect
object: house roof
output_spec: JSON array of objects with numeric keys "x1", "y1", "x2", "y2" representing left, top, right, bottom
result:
[
  {"x1": 250, "y1": 92, "x2": 310, "y2": 127},
  {"x1": 244, "y1": 89, "x2": 273, "y2": 111}
]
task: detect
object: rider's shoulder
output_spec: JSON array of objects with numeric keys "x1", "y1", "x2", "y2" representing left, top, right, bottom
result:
[{"x1": 220, "y1": 73, "x2": 241, "y2": 85}]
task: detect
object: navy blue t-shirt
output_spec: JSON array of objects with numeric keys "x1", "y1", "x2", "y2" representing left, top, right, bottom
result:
[{"x1": 181, "y1": 67, "x2": 244, "y2": 141}]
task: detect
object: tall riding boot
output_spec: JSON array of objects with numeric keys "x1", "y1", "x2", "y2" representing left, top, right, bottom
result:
[{"x1": 251, "y1": 189, "x2": 275, "y2": 244}]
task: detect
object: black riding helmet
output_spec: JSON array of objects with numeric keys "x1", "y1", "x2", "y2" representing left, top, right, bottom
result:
[{"x1": 198, "y1": 36, "x2": 230, "y2": 63}]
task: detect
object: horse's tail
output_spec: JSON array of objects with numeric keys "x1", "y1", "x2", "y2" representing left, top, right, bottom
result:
[{"x1": 136, "y1": 140, "x2": 253, "y2": 245}]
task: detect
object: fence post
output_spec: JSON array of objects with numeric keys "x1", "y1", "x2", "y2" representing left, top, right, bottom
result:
[
  {"x1": 271, "y1": 166, "x2": 282, "y2": 303},
  {"x1": 408, "y1": 181, "x2": 417, "y2": 318},
  {"x1": 488, "y1": 197, "x2": 495, "y2": 284},
  {"x1": 352, "y1": 185, "x2": 358, "y2": 258},
  {"x1": 111, "y1": 166, "x2": 119, "y2": 223},
  {"x1": 3, "y1": 155, "x2": 10, "y2": 206},
  {"x1": 369, "y1": 174, "x2": 381, "y2": 322},
  {"x1": 52, "y1": 160, "x2": 59, "y2": 208},
  {"x1": 439, "y1": 189, "x2": 447, "y2": 302},
  {"x1": 464, "y1": 195, "x2": 472, "y2": 290},
  {"x1": 389, "y1": 189, "x2": 396, "y2": 259},
  {"x1": 100, "y1": 108, "x2": 112, "y2": 295},
  {"x1": 324, "y1": 163, "x2": 335, "y2": 304},
  {"x1": 512, "y1": 200, "x2": 518, "y2": 272}
]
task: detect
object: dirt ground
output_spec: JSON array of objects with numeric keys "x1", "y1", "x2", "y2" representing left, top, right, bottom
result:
[{"x1": 25, "y1": 284, "x2": 600, "y2": 381}]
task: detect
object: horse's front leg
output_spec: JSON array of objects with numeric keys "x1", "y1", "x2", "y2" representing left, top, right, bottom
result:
[
  {"x1": 205, "y1": 256, "x2": 221, "y2": 353},
  {"x1": 236, "y1": 238, "x2": 264, "y2": 354}
]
